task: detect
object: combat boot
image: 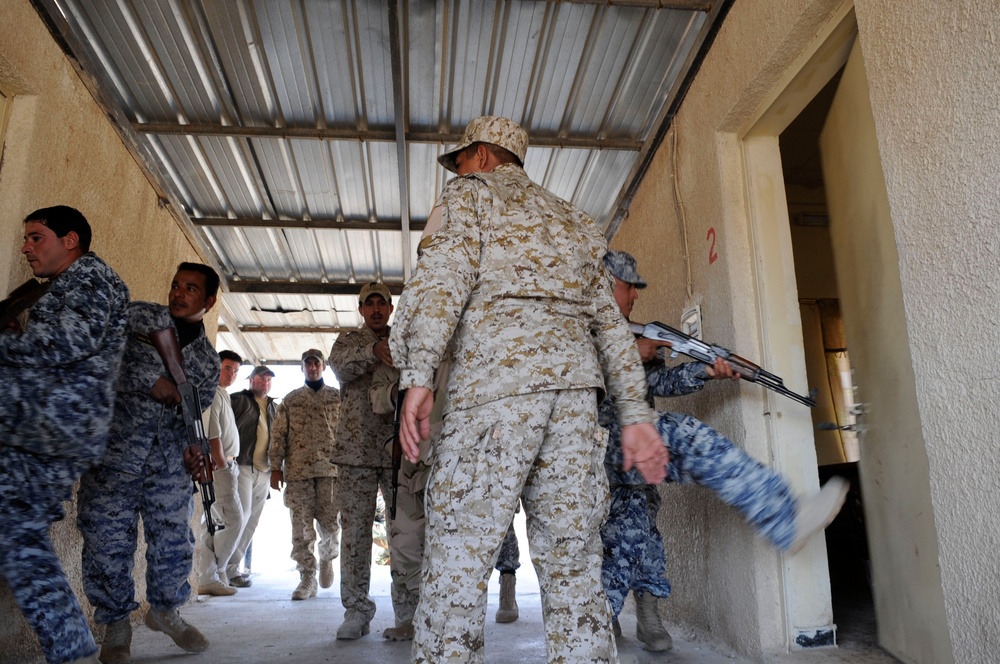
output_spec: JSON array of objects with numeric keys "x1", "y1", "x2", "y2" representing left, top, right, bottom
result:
[
  {"x1": 319, "y1": 559, "x2": 335, "y2": 589},
  {"x1": 495, "y1": 572, "x2": 519, "y2": 623},
  {"x1": 382, "y1": 620, "x2": 415, "y2": 641},
  {"x1": 69, "y1": 655, "x2": 101, "y2": 664},
  {"x1": 144, "y1": 608, "x2": 209, "y2": 652},
  {"x1": 99, "y1": 619, "x2": 131, "y2": 664},
  {"x1": 635, "y1": 591, "x2": 672, "y2": 652},
  {"x1": 336, "y1": 614, "x2": 371, "y2": 640},
  {"x1": 292, "y1": 574, "x2": 318, "y2": 600}
]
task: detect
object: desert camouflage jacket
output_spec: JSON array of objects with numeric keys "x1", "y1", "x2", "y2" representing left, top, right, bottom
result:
[
  {"x1": 0, "y1": 253, "x2": 129, "y2": 464},
  {"x1": 270, "y1": 382, "x2": 341, "y2": 481},
  {"x1": 602, "y1": 360, "x2": 708, "y2": 486},
  {"x1": 390, "y1": 163, "x2": 652, "y2": 425},
  {"x1": 101, "y1": 302, "x2": 219, "y2": 476},
  {"x1": 329, "y1": 327, "x2": 394, "y2": 468}
]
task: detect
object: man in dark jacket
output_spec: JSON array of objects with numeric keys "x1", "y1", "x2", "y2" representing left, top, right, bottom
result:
[{"x1": 227, "y1": 365, "x2": 276, "y2": 587}]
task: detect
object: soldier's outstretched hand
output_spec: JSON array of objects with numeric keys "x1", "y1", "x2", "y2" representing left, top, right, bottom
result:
[
  {"x1": 400, "y1": 386, "x2": 433, "y2": 463},
  {"x1": 621, "y1": 422, "x2": 668, "y2": 484}
]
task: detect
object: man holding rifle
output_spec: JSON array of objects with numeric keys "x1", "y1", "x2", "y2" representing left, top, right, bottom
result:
[
  {"x1": 599, "y1": 250, "x2": 849, "y2": 652},
  {"x1": 78, "y1": 262, "x2": 220, "y2": 664},
  {"x1": 0, "y1": 206, "x2": 129, "y2": 664}
]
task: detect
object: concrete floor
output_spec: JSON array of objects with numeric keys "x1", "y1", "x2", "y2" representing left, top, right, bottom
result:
[
  {"x1": 107, "y1": 501, "x2": 900, "y2": 664},
  {"x1": 110, "y1": 560, "x2": 901, "y2": 664}
]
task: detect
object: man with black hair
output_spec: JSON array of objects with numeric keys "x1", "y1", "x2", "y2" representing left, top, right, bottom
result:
[
  {"x1": 194, "y1": 349, "x2": 245, "y2": 597},
  {"x1": 0, "y1": 206, "x2": 129, "y2": 664},
  {"x1": 78, "y1": 263, "x2": 220, "y2": 664}
]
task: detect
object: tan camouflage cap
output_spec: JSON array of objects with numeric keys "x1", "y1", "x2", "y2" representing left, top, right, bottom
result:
[
  {"x1": 358, "y1": 281, "x2": 392, "y2": 305},
  {"x1": 438, "y1": 116, "x2": 529, "y2": 174}
]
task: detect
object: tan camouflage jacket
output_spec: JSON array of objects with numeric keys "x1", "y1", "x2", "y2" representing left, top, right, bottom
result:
[
  {"x1": 329, "y1": 327, "x2": 394, "y2": 468},
  {"x1": 390, "y1": 163, "x2": 653, "y2": 426},
  {"x1": 269, "y1": 383, "x2": 340, "y2": 481}
]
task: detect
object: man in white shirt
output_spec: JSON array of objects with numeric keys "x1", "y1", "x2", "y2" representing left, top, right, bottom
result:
[{"x1": 194, "y1": 350, "x2": 245, "y2": 595}]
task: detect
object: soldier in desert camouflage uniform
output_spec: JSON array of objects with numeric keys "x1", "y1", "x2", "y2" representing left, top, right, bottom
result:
[
  {"x1": 0, "y1": 206, "x2": 129, "y2": 664},
  {"x1": 390, "y1": 116, "x2": 667, "y2": 664},
  {"x1": 78, "y1": 263, "x2": 220, "y2": 664},
  {"x1": 328, "y1": 282, "x2": 399, "y2": 640},
  {"x1": 599, "y1": 250, "x2": 849, "y2": 653},
  {"x1": 269, "y1": 348, "x2": 341, "y2": 601}
]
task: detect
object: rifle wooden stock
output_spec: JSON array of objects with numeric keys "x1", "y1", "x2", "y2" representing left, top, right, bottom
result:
[
  {"x1": 149, "y1": 327, "x2": 224, "y2": 535},
  {"x1": 0, "y1": 278, "x2": 50, "y2": 329}
]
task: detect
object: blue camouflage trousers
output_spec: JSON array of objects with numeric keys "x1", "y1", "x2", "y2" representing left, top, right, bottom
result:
[
  {"x1": 0, "y1": 447, "x2": 97, "y2": 663},
  {"x1": 77, "y1": 438, "x2": 195, "y2": 624},
  {"x1": 601, "y1": 411, "x2": 798, "y2": 617}
]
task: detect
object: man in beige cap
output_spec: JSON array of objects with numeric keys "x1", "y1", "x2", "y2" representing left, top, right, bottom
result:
[
  {"x1": 390, "y1": 116, "x2": 667, "y2": 663},
  {"x1": 328, "y1": 282, "x2": 399, "y2": 639},
  {"x1": 269, "y1": 349, "x2": 342, "y2": 600}
]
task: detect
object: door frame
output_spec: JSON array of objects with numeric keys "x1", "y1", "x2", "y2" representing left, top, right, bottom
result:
[{"x1": 737, "y1": 1, "x2": 857, "y2": 648}]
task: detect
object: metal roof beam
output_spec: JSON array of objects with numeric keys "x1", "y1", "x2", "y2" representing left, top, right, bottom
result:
[
  {"x1": 194, "y1": 216, "x2": 426, "y2": 232},
  {"x1": 132, "y1": 122, "x2": 642, "y2": 150},
  {"x1": 219, "y1": 325, "x2": 358, "y2": 335},
  {"x1": 227, "y1": 280, "x2": 405, "y2": 295},
  {"x1": 388, "y1": 0, "x2": 413, "y2": 280},
  {"x1": 551, "y1": 0, "x2": 714, "y2": 9}
]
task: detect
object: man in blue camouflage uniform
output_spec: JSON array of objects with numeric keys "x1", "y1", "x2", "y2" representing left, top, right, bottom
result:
[
  {"x1": 599, "y1": 250, "x2": 849, "y2": 653},
  {"x1": 77, "y1": 262, "x2": 221, "y2": 664},
  {"x1": 0, "y1": 206, "x2": 129, "y2": 664},
  {"x1": 391, "y1": 116, "x2": 667, "y2": 664}
]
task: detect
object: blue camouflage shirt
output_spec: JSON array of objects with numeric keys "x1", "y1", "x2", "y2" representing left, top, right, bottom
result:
[
  {"x1": 0, "y1": 253, "x2": 129, "y2": 464},
  {"x1": 601, "y1": 359, "x2": 708, "y2": 486},
  {"x1": 100, "y1": 301, "x2": 219, "y2": 476}
]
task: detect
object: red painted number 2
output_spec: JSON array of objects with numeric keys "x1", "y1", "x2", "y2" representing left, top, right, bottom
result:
[{"x1": 706, "y1": 227, "x2": 718, "y2": 265}]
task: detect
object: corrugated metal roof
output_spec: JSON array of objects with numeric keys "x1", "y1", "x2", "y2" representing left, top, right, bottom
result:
[{"x1": 35, "y1": 0, "x2": 726, "y2": 362}]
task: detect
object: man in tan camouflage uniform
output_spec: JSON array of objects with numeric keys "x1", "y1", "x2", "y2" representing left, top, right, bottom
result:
[
  {"x1": 328, "y1": 283, "x2": 398, "y2": 640},
  {"x1": 269, "y1": 348, "x2": 342, "y2": 601},
  {"x1": 391, "y1": 116, "x2": 667, "y2": 664}
]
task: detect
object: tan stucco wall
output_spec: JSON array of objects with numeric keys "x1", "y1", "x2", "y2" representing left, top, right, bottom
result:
[
  {"x1": 854, "y1": 2, "x2": 1000, "y2": 663},
  {"x1": 614, "y1": 0, "x2": 1000, "y2": 661},
  {"x1": 0, "y1": 1, "x2": 214, "y2": 660}
]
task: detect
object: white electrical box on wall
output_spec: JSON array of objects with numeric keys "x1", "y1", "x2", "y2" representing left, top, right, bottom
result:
[{"x1": 681, "y1": 305, "x2": 702, "y2": 340}]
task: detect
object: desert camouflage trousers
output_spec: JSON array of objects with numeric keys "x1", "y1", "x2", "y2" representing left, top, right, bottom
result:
[
  {"x1": 413, "y1": 388, "x2": 616, "y2": 664},
  {"x1": 78, "y1": 438, "x2": 195, "y2": 624},
  {"x1": 388, "y1": 483, "x2": 425, "y2": 624},
  {"x1": 336, "y1": 464, "x2": 395, "y2": 623},
  {"x1": 0, "y1": 447, "x2": 97, "y2": 664},
  {"x1": 601, "y1": 410, "x2": 798, "y2": 617},
  {"x1": 283, "y1": 476, "x2": 340, "y2": 577}
]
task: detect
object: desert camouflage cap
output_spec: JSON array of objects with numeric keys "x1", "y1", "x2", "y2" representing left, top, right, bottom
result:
[
  {"x1": 438, "y1": 116, "x2": 529, "y2": 174},
  {"x1": 301, "y1": 348, "x2": 325, "y2": 362},
  {"x1": 359, "y1": 281, "x2": 392, "y2": 305},
  {"x1": 603, "y1": 250, "x2": 647, "y2": 288}
]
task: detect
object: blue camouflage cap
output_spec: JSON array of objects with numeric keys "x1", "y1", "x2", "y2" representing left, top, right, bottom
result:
[{"x1": 603, "y1": 250, "x2": 647, "y2": 288}]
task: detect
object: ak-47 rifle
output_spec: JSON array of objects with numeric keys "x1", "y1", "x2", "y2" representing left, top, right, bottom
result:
[
  {"x1": 389, "y1": 386, "x2": 406, "y2": 521},
  {"x1": 630, "y1": 320, "x2": 817, "y2": 408},
  {"x1": 0, "y1": 278, "x2": 50, "y2": 330},
  {"x1": 149, "y1": 327, "x2": 223, "y2": 535}
]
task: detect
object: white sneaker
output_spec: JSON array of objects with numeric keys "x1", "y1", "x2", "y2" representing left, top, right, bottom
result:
[{"x1": 789, "y1": 476, "x2": 849, "y2": 554}]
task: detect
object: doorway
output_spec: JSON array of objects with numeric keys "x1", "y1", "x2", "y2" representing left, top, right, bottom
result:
[
  {"x1": 740, "y1": 5, "x2": 952, "y2": 662},
  {"x1": 778, "y1": 68, "x2": 875, "y2": 650}
]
